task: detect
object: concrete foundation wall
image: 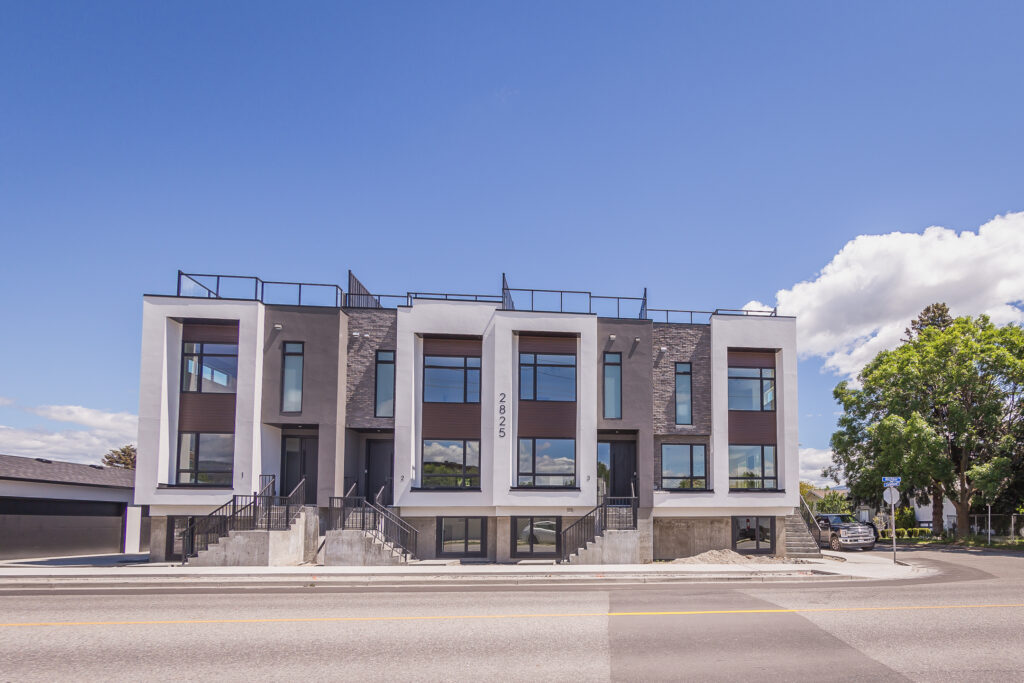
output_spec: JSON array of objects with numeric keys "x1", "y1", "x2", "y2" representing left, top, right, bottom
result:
[
  {"x1": 323, "y1": 529, "x2": 402, "y2": 565},
  {"x1": 303, "y1": 505, "x2": 320, "y2": 564},
  {"x1": 653, "y1": 516, "x2": 732, "y2": 560}
]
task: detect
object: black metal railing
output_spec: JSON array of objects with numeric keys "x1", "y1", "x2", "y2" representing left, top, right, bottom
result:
[
  {"x1": 178, "y1": 271, "x2": 344, "y2": 307},
  {"x1": 328, "y1": 495, "x2": 418, "y2": 561},
  {"x1": 558, "y1": 493, "x2": 638, "y2": 563},
  {"x1": 181, "y1": 476, "x2": 306, "y2": 562},
  {"x1": 799, "y1": 495, "x2": 823, "y2": 546}
]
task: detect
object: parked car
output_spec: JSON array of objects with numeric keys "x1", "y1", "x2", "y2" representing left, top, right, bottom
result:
[{"x1": 814, "y1": 514, "x2": 875, "y2": 551}]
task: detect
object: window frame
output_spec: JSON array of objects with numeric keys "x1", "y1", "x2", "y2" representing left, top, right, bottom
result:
[
  {"x1": 374, "y1": 350, "x2": 395, "y2": 417},
  {"x1": 516, "y1": 438, "x2": 577, "y2": 489},
  {"x1": 659, "y1": 443, "x2": 709, "y2": 491},
  {"x1": 727, "y1": 366, "x2": 776, "y2": 412},
  {"x1": 732, "y1": 515, "x2": 775, "y2": 554},
  {"x1": 510, "y1": 515, "x2": 562, "y2": 558},
  {"x1": 728, "y1": 444, "x2": 779, "y2": 491},
  {"x1": 674, "y1": 362, "x2": 692, "y2": 425},
  {"x1": 280, "y1": 341, "x2": 304, "y2": 414},
  {"x1": 435, "y1": 516, "x2": 487, "y2": 558},
  {"x1": 603, "y1": 352, "x2": 622, "y2": 419},
  {"x1": 180, "y1": 342, "x2": 239, "y2": 395},
  {"x1": 175, "y1": 431, "x2": 235, "y2": 487},
  {"x1": 422, "y1": 354, "x2": 481, "y2": 404},
  {"x1": 420, "y1": 439, "x2": 481, "y2": 490},
  {"x1": 519, "y1": 353, "x2": 577, "y2": 402}
]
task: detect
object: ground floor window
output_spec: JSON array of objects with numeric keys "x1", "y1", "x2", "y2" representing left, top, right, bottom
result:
[
  {"x1": 436, "y1": 517, "x2": 486, "y2": 557},
  {"x1": 732, "y1": 516, "x2": 774, "y2": 554},
  {"x1": 512, "y1": 516, "x2": 561, "y2": 557},
  {"x1": 176, "y1": 432, "x2": 234, "y2": 486}
]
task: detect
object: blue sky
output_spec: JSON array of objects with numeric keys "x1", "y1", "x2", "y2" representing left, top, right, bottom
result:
[{"x1": 2, "y1": 2, "x2": 1023, "y2": 481}]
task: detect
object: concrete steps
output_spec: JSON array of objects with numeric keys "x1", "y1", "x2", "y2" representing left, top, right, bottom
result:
[
  {"x1": 783, "y1": 513, "x2": 822, "y2": 558},
  {"x1": 190, "y1": 509, "x2": 308, "y2": 567},
  {"x1": 322, "y1": 529, "x2": 409, "y2": 565},
  {"x1": 566, "y1": 529, "x2": 643, "y2": 565}
]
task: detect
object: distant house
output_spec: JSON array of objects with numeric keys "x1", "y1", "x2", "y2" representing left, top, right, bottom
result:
[{"x1": 0, "y1": 453, "x2": 148, "y2": 560}]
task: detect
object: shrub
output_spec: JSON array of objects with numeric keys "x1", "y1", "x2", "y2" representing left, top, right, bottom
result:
[
  {"x1": 895, "y1": 507, "x2": 917, "y2": 530},
  {"x1": 895, "y1": 528, "x2": 908, "y2": 539}
]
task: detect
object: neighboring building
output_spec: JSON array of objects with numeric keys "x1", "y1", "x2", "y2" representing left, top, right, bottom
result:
[
  {"x1": 137, "y1": 271, "x2": 798, "y2": 562},
  {"x1": 0, "y1": 453, "x2": 147, "y2": 560}
]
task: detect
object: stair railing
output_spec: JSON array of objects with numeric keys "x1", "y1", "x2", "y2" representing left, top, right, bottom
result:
[
  {"x1": 327, "y1": 495, "x2": 418, "y2": 560},
  {"x1": 559, "y1": 504, "x2": 603, "y2": 563},
  {"x1": 799, "y1": 495, "x2": 823, "y2": 545}
]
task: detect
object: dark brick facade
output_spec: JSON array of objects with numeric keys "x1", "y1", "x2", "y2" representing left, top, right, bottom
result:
[{"x1": 345, "y1": 309, "x2": 398, "y2": 430}]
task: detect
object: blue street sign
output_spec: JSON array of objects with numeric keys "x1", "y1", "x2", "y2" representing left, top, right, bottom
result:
[{"x1": 882, "y1": 476, "x2": 901, "y2": 484}]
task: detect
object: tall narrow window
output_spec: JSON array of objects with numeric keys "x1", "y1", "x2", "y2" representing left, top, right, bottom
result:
[
  {"x1": 603, "y1": 352, "x2": 622, "y2": 419},
  {"x1": 182, "y1": 343, "x2": 238, "y2": 394},
  {"x1": 675, "y1": 363, "x2": 692, "y2": 425},
  {"x1": 281, "y1": 342, "x2": 303, "y2": 412},
  {"x1": 375, "y1": 351, "x2": 395, "y2": 417}
]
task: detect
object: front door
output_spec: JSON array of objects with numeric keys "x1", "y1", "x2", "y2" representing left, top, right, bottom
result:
[
  {"x1": 282, "y1": 436, "x2": 318, "y2": 504},
  {"x1": 366, "y1": 440, "x2": 394, "y2": 505},
  {"x1": 597, "y1": 441, "x2": 637, "y2": 499}
]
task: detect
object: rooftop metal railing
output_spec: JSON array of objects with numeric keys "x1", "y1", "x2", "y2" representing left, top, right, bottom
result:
[{"x1": 171, "y1": 271, "x2": 779, "y2": 321}]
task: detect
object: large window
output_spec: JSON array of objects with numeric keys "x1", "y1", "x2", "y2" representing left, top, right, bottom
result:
[
  {"x1": 732, "y1": 516, "x2": 774, "y2": 554},
  {"x1": 661, "y1": 444, "x2": 708, "y2": 490},
  {"x1": 512, "y1": 516, "x2": 560, "y2": 557},
  {"x1": 181, "y1": 343, "x2": 238, "y2": 394},
  {"x1": 176, "y1": 433, "x2": 234, "y2": 486},
  {"x1": 729, "y1": 445, "x2": 777, "y2": 490},
  {"x1": 281, "y1": 342, "x2": 303, "y2": 412},
  {"x1": 421, "y1": 439, "x2": 480, "y2": 489},
  {"x1": 375, "y1": 350, "x2": 395, "y2": 417},
  {"x1": 603, "y1": 352, "x2": 622, "y2": 419},
  {"x1": 436, "y1": 517, "x2": 486, "y2": 557},
  {"x1": 675, "y1": 363, "x2": 692, "y2": 424},
  {"x1": 728, "y1": 367, "x2": 775, "y2": 411},
  {"x1": 517, "y1": 438, "x2": 576, "y2": 488},
  {"x1": 424, "y1": 356, "x2": 480, "y2": 403},
  {"x1": 519, "y1": 353, "x2": 576, "y2": 401}
]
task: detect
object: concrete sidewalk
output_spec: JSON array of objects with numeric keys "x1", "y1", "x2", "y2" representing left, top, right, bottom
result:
[{"x1": 0, "y1": 550, "x2": 930, "y2": 585}]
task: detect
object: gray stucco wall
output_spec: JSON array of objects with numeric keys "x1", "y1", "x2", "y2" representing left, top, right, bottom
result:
[
  {"x1": 596, "y1": 319, "x2": 654, "y2": 507},
  {"x1": 262, "y1": 306, "x2": 347, "y2": 505},
  {"x1": 344, "y1": 309, "x2": 398, "y2": 430}
]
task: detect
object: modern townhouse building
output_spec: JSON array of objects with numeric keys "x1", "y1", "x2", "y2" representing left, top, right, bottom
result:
[{"x1": 137, "y1": 271, "x2": 802, "y2": 564}]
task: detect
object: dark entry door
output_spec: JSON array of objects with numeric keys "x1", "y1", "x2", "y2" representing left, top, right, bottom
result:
[
  {"x1": 598, "y1": 441, "x2": 636, "y2": 499},
  {"x1": 282, "y1": 436, "x2": 318, "y2": 504},
  {"x1": 366, "y1": 440, "x2": 394, "y2": 505}
]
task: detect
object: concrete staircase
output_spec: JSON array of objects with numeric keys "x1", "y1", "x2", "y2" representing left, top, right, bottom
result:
[
  {"x1": 322, "y1": 529, "x2": 409, "y2": 565},
  {"x1": 783, "y1": 513, "x2": 822, "y2": 558},
  {"x1": 190, "y1": 507, "x2": 309, "y2": 567},
  {"x1": 566, "y1": 529, "x2": 643, "y2": 565}
]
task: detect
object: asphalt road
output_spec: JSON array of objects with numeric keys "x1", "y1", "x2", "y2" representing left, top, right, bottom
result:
[{"x1": 1, "y1": 548, "x2": 1022, "y2": 682}]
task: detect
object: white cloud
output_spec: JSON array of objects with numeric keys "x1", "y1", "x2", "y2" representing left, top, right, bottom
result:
[
  {"x1": 799, "y1": 447, "x2": 836, "y2": 487},
  {"x1": 763, "y1": 211, "x2": 1024, "y2": 379},
  {"x1": 0, "y1": 404, "x2": 137, "y2": 464},
  {"x1": 0, "y1": 397, "x2": 13, "y2": 406}
]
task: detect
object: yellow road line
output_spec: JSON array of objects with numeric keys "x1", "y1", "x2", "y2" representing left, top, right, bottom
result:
[{"x1": 2, "y1": 603, "x2": 1023, "y2": 628}]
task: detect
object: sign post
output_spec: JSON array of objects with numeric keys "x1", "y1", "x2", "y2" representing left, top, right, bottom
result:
[{"x1": 883, "y1": 477, "x2": 901, "y2": 565}]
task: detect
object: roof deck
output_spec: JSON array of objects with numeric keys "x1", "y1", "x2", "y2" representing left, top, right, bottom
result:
[{"x1": 170, "y1": 270, "x2": 779, "y2": 324}]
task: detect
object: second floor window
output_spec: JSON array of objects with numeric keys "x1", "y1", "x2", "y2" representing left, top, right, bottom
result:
[
  {"x1": 281, "y1": 342, "x2": 303, "y2": 412},
  {"x1": 603, "y1": 353, "x2": 622, "y2": 419},
  {"x1": 177, "y1": 432, "x2": 234, "y2": 486},
  {"x1": 520, "y1": 353, "x2": 576, "y2": 401},
  {"x1": 424, "y1": 356, "x2": 480, "y2": 403},
  {"x1": 675, "y1": 363, "x2": 692, "y2": 424},
  {"x1": 422, "y1": 439, "x2": 480, "y2": 488},
  {"x1": 182, "y1": 342, "x2": 238, "y2": 394},
  {"x1": 728, "y1": 367, "x2": 775, "y2": 411},
  {"x1": 729, "y1": 445, "x2": 777, "y2": 490},
  {"x1": 375, "y1": 351, "x2": 395, "y2": 417}
]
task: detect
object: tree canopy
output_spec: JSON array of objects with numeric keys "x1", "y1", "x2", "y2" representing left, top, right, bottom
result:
[
  {"x1": 102, "y1": 444, "x2": 136, "y2": 469},
  {"x1": 827, "y1": 308, "x2": 1024, "y2": 539}
]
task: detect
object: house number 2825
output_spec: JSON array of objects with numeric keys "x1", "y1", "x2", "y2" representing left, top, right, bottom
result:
[{"x1": 497, "y1": 392, "x2": 507, "y2": 437}]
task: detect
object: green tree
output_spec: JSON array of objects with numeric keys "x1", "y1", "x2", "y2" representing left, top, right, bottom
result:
[
  {"x1": 816, "y1": 490, "x2": 851, "y2": 514},
  {"x1": 102, "y1": 444, "x2": 136, "y2": 469},
  {"x1": 827, "y1": 312, "x2": 1024, "y2": 541},
  {"x1": 799, "y1": 480, "x2": 815, "y2": 500}
]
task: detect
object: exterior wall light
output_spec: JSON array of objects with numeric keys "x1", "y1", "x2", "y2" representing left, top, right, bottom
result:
[
  {"x1": 608, "y1": 334, "x2": 616, "y2": 340},
  {"x1": 273, "y1": 323, "x2": 283, "y2": 330},
  {"x1": 660, "y1": 346, "x2": 668, "y2": 352},
  {"x1": 352, "y1": 331, "x2": 360, "y2": 337}
]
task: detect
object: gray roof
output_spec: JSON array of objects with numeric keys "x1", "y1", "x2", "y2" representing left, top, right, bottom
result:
[{"x1": 0, "y1": 453, "x2": 135, "y2": 489}]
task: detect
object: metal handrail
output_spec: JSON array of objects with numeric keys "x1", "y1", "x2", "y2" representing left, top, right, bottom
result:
[
  {"x1": 177, "y1": 271, "x2": 344, "y2": 307},
  {"x1": 328, "y1": 496, "x2": 418, "y2": 560},
  {"x1": 799, "y1": 495, "x2": 823, "y2": 545},
  {"x1": 559, "y1": 504, "x2": 603, "y2": 563}
]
